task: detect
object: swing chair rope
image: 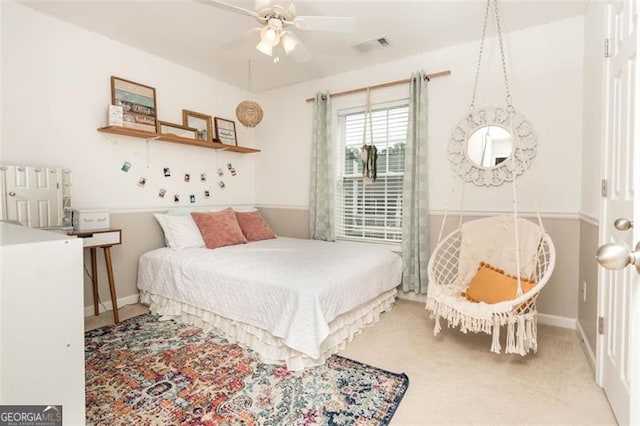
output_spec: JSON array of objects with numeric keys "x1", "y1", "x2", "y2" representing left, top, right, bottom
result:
[
  {"x1": 469, "y1": 0, "x2": 491, "y2": 114},
  {"x1": 438, "y1": 0, "x2": 516, "y2": 248},
  {"x1": 436, "y1": 180, "x2": 455, "y2": 244},
  {"x1": 437, "y1": 0, "x2": 492, "y2": 246},
  {"x1": 511, "y1": 162, "x2": 524, "y2": 296},
  {"x1": 490, "y1": 0, "x2": 525, "y2": 295},
  {"x1": 493, "y1": 0, "x2": 513, "y2": 110},
  {"x1": 470, "y1": 0, "x2": 513, "y2": 111}
]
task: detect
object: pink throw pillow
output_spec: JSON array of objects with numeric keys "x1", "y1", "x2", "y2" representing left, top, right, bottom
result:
[
  {"x1": 191, "y1": 209, "x2": 247, "y2": 249},
  {"x1": 235, "y1": 210, "x2": 276, "y2": 241}
]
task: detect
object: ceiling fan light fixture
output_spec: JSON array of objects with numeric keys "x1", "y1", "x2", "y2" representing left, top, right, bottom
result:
[
  {"x1": 261, "y1": 25, "x2": 279, "y2": 45},
  {"x1": 260, "y1": 18, "x2": 283, "y2": 47},
  {"x1": 256, "y1": 39, "x2": 273, "y2": 56},
  {"x1": 281, "y1": 31, "x2": 299, "y2": 54}
]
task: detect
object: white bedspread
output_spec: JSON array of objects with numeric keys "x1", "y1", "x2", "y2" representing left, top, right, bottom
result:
[{"x1": 137, "y1": 237, "x2": 402, "y2": 359}]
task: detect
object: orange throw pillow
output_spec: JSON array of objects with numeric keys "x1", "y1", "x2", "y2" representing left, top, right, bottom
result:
[
  {"x1": 191, "y1": 209, "x2": 247, "y2": 249},
  {"x1": 464, "y1": 262, "x2": 536, "y2": 304},
  {"x1": 235, "y1": 210, "x2": 276, "y2": 241}
]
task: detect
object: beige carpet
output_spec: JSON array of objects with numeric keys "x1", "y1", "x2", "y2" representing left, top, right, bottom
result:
[{"x1": 85, "y1": 299, "x2": 616, "y2": 425}]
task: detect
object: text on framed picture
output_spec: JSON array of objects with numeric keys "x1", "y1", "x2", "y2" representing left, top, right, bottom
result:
[
  {"x1": 111, "y1": 76, "x2": 157, "y2": 132},
  {"x1": 214, "y1": 117, "x2": 238, "y2": 146}
]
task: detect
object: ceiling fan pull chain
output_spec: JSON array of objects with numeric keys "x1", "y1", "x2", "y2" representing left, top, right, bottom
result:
[{"x1": 247, "y1": 59, "x2": 253, "y2": 99}]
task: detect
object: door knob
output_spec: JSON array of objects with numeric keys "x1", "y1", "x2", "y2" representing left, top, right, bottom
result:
[
  {"x1": 596, "y1": 242, "x2": 640, "y2": 273},
  {"x1": 614, "y1": 218, "x2": 633, "y2": 231},
  {"x1": 8, "y1": 191, "x2": 16, "y2": 197}
]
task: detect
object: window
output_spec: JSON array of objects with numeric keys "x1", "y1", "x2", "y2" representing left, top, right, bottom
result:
[{"x1": 337, "y1": 101, "x2": 408, "y2": 242}]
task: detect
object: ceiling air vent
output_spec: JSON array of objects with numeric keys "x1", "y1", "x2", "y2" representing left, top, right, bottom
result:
[{"x1": 353, "y1": 37, "x2": 391, "y2": 53}]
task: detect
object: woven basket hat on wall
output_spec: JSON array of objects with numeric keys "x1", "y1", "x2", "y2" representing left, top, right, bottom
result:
[
  {"x1": 236, "y1": 60, "x2": 263, "y2": 128},
  {"x1": 236, "y1": 100, "x2": 263, "y2": 127}
]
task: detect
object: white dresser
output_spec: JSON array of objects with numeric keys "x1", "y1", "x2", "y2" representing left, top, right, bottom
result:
[{"x1": 0, "y1": 222, "x2": 85, "y2": 425}]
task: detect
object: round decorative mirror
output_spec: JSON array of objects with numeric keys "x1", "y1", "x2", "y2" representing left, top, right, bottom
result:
[
  {"x1": 467, "y1": 125, "x2": 512, "y2": 168},
  {"x1": 447, "y1": 106, "x2": 537, "y2": 186}
]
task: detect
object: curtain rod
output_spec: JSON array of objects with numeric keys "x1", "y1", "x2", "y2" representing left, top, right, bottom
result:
[{"x1": 304, "y1": 70, "x2": 451, "y2": 103}]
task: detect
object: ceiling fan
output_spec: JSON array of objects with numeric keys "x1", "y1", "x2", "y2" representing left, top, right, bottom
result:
[{"x1": 198, "y1": 0, "x2": 357, "y2": 63}]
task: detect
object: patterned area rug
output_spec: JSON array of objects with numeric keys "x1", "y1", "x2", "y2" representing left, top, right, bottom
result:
[{"x1": 85, "y1": 314, "x2": 409, "y2": 425}]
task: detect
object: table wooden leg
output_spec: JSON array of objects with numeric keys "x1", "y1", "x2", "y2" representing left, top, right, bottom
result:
[
  {"x1": 103, "y1": 246, "x2": 119, "y2": 324},
  {"x1": 90, "y1": 247, "x2": 99, "y2": 316}
]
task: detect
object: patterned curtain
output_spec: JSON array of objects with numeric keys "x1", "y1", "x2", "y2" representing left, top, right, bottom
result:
[
  {"x1": 309, "y1": 92, "x2": 336, "y2": 241},
  {"x1": 401, "y1": 72, "x2": 430, "y2": 293}
]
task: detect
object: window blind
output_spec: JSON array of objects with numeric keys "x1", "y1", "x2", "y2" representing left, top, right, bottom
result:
[{"x1": 337, "y1": 103, "x2": 408, "y2": 242}]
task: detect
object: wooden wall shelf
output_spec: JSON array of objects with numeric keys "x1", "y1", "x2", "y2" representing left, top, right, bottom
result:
[{"x1": 97, "y1": 126, "x2": 260, "y2": 154}]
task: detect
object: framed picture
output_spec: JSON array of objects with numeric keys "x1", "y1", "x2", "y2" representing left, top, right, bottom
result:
[
  {"x1": 157, "y1": 121, "x2": 197, "y2": 139},
  {"x1": 214, "y1": 117, "x2": 237, "y2": 146},
  {"x1": 111, "y1": 76, "x2": 157, "y2": 132},
  {"x1": 182, "y1": 110, "x2": 213, "y2": 141}
]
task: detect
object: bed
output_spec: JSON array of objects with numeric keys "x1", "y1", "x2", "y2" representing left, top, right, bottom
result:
[{"x1": 138, "y1": 236, "x2": 403, "y2": 370}]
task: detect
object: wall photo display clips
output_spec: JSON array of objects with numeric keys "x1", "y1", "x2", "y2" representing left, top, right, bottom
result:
[{"x1": 115, "y1": 147, "x2": 230, "y2": 203}]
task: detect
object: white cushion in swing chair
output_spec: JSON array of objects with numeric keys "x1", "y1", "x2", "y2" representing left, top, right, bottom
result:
[{"x1": 457, "y1": 216, "x2": 543, "y2": 289}]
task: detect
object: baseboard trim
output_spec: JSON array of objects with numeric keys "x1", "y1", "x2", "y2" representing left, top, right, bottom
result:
[
  {"x1": 397, "y1": 296, "x2": 577, "y2": 331},
  {"x1": 397, "y1": 292, "x2": 427, "y2": 303},
  {"x1": 538, "y1": 313, "x2": 577, "y2": 329},
  {"x1": 576, "y1": 320, "x2": 597, "y2": 371},
  {"x1": 84, "y1": 293, "x2": 140, "y2": 317}
]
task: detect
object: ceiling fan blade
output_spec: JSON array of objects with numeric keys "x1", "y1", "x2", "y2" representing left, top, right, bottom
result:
[
  {"x1": 195, "y1": 0, "x2": 265, "y2": 22},
  {"x1": 293, "y1": 16, "x2": 356, "y2": 32},
  {"x1": 254, "y1": 0, "x2": 272, "y2": 11},
  {"x1": 291, "y1": 43, "x2": 312, "y2": 63},
  {"x1": 219, "y1": 28, "x2": 260, "y2": 50}
]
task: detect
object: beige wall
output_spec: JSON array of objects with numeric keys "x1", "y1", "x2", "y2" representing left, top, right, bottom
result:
[
  {"x1": 90, "y1": 208, "x2": 583, "y2": 321},
  {"x1": 578, "y1": 219, "x2": 599, "y2": 355},
  {"x1": 258, "y1": 207, "x2": 309, "y2": 239},
  {"x1": 82, "y1": 212, "x2": 164, "y2": 310}
]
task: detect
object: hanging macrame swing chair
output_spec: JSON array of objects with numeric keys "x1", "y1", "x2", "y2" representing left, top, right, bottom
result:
[{"x1": 425, "y1": 0, "x2": 556, "y2": 355}]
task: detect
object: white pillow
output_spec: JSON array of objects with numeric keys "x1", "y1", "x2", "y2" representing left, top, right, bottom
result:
[
  {"x1": 231, "y1": 206, "x2": 257, "y2": 212},
  {"x1": 153, "y1": 213, "x2": 205, "y2": 249}
]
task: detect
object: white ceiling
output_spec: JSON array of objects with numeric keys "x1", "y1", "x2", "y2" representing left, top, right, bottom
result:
[{"x1": 22, "y1": 0, "x2": 588, "y2": 93}]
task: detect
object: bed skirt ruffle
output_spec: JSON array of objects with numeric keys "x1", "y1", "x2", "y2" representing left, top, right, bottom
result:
[{"x1": 139, "y1": 289, "x2": 397, "y2": 371}]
